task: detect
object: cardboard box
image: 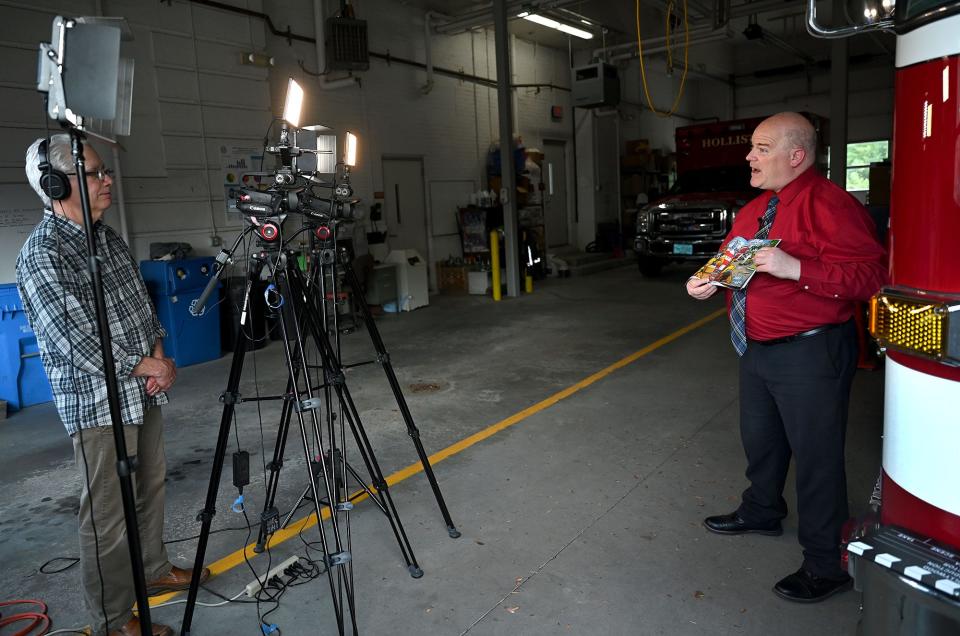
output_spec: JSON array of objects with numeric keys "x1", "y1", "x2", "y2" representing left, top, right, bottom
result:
[
  {"x1": 625, "y1": 139, "x2": 650, "y2": 155},
  {"x1": 621, "y1": 153, "x2": 657, "y2": 172},
  {"x1": 437, "y1": 263, "x2": 468, "y2": 293}
]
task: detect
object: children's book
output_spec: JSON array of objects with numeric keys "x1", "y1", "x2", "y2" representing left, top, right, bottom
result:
[{"x1": 692, "y1": 236, "x2": 780, "y2": 290}]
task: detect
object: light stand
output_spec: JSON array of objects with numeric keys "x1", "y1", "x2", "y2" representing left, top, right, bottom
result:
[
  {"x1": 70, "y1": 127, "x2": 156, "y2": 636},
  {"x1": 38, "y1": 16, "x2": 153, "y2": 636}
]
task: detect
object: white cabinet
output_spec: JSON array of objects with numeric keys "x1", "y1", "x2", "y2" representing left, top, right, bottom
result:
[{"x1": 384, "y1": 249, "x2": 429, "y2": 311}]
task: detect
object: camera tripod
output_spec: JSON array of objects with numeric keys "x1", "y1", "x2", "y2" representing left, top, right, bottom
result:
[
  {"x1": 249, "y1": 241, "x2": 426, "y2": 579},
  {"x1": 182, "y1": 240, "x2": 420, "y2": 635},
  {"x1": 252, "y1": 223, "x2": 460, "y2": 554}
]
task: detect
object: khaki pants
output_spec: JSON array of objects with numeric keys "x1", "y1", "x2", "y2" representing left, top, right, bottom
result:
[{"x1": 73, "y1": 406, "x2": 172, "y2": 635}]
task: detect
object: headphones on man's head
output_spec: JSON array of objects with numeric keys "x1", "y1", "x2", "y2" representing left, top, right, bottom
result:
[{"x1": 38, "y1": 138, "x2": 71, "y2": 201}]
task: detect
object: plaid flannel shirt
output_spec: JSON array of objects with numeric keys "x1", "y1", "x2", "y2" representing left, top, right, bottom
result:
[{"x1": 16, "y1": 210, "x2": 167, "y2": 436}]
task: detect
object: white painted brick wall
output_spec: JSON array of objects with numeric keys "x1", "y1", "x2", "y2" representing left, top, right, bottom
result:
[{"x1": 0, "y1": 0, "x2": 895, "y2": 282}]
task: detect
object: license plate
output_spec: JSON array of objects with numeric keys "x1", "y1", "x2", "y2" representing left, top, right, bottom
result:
[{"x1": 673, "y1": 243, "x2": 693, "y2": 255}]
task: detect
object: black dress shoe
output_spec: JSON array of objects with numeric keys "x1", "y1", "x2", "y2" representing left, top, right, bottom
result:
[
  {"x1": 773, "y1": 568, "x2": 852, "y2": 603},
  {"x1": 703, "y1": 512, "x2": 782, "y2": 536}
]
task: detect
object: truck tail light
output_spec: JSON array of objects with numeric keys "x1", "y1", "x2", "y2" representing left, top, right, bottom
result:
[{"x1": 869, "y1": 286, "x2": 960, "y2": 365}]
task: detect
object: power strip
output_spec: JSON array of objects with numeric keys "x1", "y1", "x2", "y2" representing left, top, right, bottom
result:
[{"x1": 244, "y1": 555, "x2": 300, "y2": 598}]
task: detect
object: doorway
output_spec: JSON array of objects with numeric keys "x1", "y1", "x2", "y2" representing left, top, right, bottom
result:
[
  {"x1": 382, "y1": 157, "x2": 429, "y2": 280},
  {"x1": 542, "y1": 140, "x2": 569, "y2": 247}
]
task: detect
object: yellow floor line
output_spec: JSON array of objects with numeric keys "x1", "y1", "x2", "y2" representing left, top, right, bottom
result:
[{"x1": 149, "y1": 306, "x2": 725, "y2": 606}]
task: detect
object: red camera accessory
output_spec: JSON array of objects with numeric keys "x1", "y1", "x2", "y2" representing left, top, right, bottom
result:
[{"x1": 258, "y1": 221, "x2": 280, "y2": 242}]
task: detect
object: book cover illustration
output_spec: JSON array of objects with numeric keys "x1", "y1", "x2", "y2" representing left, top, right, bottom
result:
[{"x1": 693, "y1": 236, "x2": 781, "y2": 290}]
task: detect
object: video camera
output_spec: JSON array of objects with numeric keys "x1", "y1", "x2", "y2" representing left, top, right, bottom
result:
[
  {"x1": 230, "y1": 113, "x2": 362, "y2": 244},
  {"x1": 234, "y1": 180, "x2": 360, "y2": 222}
]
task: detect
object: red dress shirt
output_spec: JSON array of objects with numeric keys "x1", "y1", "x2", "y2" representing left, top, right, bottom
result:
[{"x1": 724, "y1": 167, "x2": 889, "y2": 341}]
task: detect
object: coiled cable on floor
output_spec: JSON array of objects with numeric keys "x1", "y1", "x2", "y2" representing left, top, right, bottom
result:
[{"x1": 0, "y1": 599, "x2": 50, "y2": 636}]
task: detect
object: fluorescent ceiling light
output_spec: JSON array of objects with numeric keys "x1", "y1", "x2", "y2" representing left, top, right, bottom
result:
[
  {"x1": 518, "y1": 12, "x2": 593, "y2": 40},
  {"x1": 282, "y1": 78, "x2": 304, "y2": 128}
]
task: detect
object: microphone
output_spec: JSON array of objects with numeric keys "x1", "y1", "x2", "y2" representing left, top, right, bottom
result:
[{"x1": 190, "y1": 249, "x2": 231, "y2": 316}]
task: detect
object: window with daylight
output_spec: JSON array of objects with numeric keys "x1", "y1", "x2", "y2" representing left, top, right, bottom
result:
[{"x1": 827, "y1": 141, "x2": 890, "y2": 192}]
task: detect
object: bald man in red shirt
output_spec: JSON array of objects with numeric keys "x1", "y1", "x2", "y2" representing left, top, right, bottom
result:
[{"x1": 687, "y1": 112, "x2": 888, "y2": 603}]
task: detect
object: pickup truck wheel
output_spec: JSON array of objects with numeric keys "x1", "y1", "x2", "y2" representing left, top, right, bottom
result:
[{"x1": 637, "y1": 257, "x2": 664, "y2": 277}]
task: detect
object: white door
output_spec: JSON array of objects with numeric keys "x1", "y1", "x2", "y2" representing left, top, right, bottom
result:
[
  {"x1": 382, "y1": 157, "x2": 429, "y2": 277},
  {"x1": 543, "y1": 140, "x2": 569, "y2": 247}
]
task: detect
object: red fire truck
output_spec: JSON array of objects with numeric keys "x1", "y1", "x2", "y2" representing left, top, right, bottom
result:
[
  {"x1": 633, "y1": 115, "x2": 825, "y2": 276},
  {"x1": 633, "y1": 117, "x2": 761, "y2": 276},
  {"x1": 808, "y1": 1, "x2": 960, "y2": 633}
]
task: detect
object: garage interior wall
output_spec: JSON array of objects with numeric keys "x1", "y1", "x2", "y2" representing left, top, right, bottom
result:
[
  {"x1": 729, "y1": 10, "x2": 894, "y2": 143},
  {"x1": 0, "y1": 0, "x2": 896, "y2": 284},
  {"x1": 0, "y1": 0, "x2": 581, "y2": 285}
]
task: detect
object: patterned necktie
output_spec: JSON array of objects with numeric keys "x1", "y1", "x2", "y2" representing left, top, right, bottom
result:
[{"x1": 730, "y1": 195, "x2": 779, "y2": 356}]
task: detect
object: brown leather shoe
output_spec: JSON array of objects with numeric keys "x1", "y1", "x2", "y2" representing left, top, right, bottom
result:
[
  {"x1": 146, "y1": 565, "x2": 210, "y2": 595},
  {"x1": 109, "y1": 616, "x2": 174, "y2": 636}
]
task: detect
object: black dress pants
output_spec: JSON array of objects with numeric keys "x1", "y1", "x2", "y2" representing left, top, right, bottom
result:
[{"x1": 735, "y1": 320, "x2": 857, "y2": 579}]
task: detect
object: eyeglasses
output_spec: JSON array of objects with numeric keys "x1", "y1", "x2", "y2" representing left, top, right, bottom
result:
[{"x1": 66, "y1": 166, "x2": 115, "y2": 181}]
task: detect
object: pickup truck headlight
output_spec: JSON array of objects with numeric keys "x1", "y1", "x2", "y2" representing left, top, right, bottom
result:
[{"x1": 636, "y1": 209, "x2": 651, "y2": 234}]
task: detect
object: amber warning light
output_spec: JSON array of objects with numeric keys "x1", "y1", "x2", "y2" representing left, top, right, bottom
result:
[{"x1": 869, "y1": 287, "x2": 960, "y2": 366}]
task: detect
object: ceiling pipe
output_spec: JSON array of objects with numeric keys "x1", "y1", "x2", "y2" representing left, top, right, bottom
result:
[
  {"x1": 422, "y1": 12, "x2": 437, "y2": 94},
  {"x1": 757, "y1": 27, "x2": 816, "y2": 65},
  {"x1": 730, "y1": 0, "x2": 802, "y2": 19},
  {"x1": 648, "y1": 0, "x2": 712, "y2": 20},
  {"x1": 592, "y1": 26, "x2": 719, "y2": 59},
  {"x1": 602, "y1": 0, "x2": 810, "y2": 59},
  {"x1": 433, "y1": 0, "x2": 530, "y2": 33},
  {"x1": 607, "y1": 29, "x2": 732, "y2": 62},
  {"x1": 714, "y1": 0, "x2": 731, "y2": 29},
  {"x1": 686, "y1": 0, "x2": 715, "y2": 18}
]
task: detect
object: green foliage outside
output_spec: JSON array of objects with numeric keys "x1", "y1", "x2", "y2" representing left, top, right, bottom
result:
[{"x1": 827, "y1": 141, "x2": 889, "y2": 192}]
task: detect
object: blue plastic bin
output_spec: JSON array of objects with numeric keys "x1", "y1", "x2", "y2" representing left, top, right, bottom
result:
[
  {"x1": 140, "y1": 258, "x2": 222, "y2": 368},
  {"x1": 0, "y1": 283, "x2": 53, "y2": 411}
]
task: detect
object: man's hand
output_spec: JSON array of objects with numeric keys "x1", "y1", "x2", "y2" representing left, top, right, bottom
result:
[
  {"x1": 753, "y1": 247, "x2": 801, "y2": 280},
  {"x1": 686, "y1": 276, "x2": 719, "y2": 300},
  {"x1": 133, "y1": 355, "x2": 177, "y2": 396}
]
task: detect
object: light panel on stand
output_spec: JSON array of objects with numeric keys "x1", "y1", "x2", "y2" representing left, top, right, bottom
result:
[
  {"x1": 345, "y1": 132, "x2": 358, "y2": 167},
  {"x1": 282, "y1": 77, "x2": 304, "y2": 128}
]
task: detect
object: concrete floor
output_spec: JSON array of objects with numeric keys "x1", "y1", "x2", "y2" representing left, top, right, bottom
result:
[{"x1": 0, "y1": 262, "x2": 884, "y2": 635}]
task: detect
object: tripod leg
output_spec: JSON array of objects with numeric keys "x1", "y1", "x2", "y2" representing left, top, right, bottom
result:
[
  {"x1": 277, "y1": 267, "x2": 358, "y2": 635},
  {"x1": 337, "y1": 388, "x2": 423, "y2": 577},
  {"x1": 254, "y1": 376, "x2": 296, "y2": 553},
  {"x1": 339, "y1": 249, "x2": 461, "y2": 538},
  {"x1": 180, "y1": 304, "x2": 249, "y2": 635},
  {"x1": 294, "y1": 268, "x2": 423, "y2": 577}
]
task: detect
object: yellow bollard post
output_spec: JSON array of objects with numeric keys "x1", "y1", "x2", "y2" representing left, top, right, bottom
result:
[
  {"x1": 490, "y1": 230, "x2": 501, "y2": 301},
  {"x1": 525, "y1": 274, "x2": 533, "y2": 294}
]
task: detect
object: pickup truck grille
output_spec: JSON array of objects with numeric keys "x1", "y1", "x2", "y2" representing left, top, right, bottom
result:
[{"x1": 651, "y1": 208, "x2": 725, "y2": 236}]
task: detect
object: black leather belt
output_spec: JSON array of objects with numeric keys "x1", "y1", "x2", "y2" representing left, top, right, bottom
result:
[{"x1": 751, "y1": 321, "x2": 847, "y2": 346}]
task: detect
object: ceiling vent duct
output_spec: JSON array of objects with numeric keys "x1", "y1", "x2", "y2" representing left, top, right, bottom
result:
[{"x1": 326, "y1": 17, "x2": 369, "y2": 71}]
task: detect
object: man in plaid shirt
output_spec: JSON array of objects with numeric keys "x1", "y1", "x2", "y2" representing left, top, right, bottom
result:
[{"x1": 18, "y1": 134, "x2": 208, "y2": 636}]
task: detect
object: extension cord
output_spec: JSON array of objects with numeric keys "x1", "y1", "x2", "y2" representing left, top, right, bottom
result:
[{"x1": 244, "y1": 555, "x2": 300, "y2": 598}]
